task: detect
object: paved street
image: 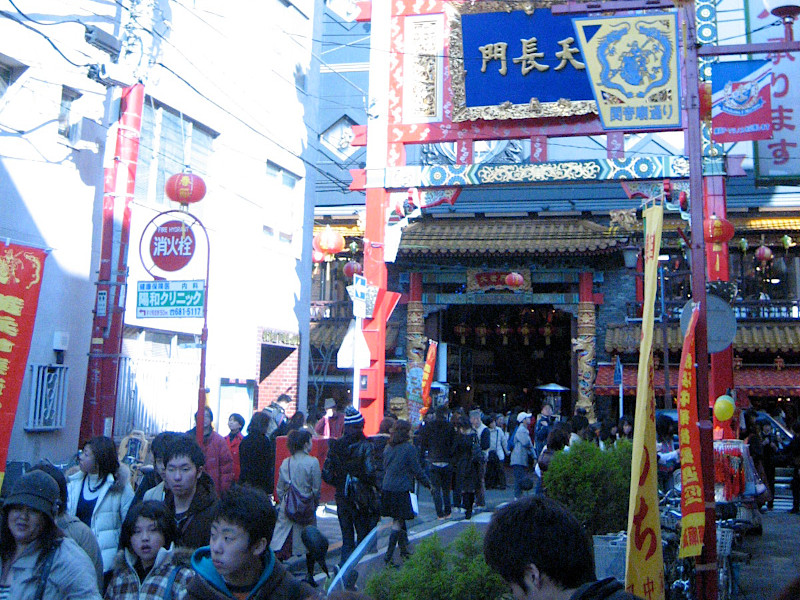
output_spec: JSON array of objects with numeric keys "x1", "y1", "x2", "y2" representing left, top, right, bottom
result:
[{"x1": 288, "y1": 470, "x2": 800, "y2": 598}]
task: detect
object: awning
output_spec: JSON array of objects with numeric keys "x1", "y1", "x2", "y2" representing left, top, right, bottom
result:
[
  {"x1": 605, "y1": 322, "x2": 800, "y2": 354},
  {"x1": 596, "y1": 364, "x2": 800, "y2": 396},
  {"x1": 309, "y1": 320, "x2": 399, "y2": 350},
  {"x1": 398, "y1": 217, "x2": 626, "y2": 258}
]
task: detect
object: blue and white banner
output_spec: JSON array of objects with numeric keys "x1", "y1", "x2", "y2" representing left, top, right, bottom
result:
[{"x1": 711, "y1": 60, "x2": 772, "y2": 142}]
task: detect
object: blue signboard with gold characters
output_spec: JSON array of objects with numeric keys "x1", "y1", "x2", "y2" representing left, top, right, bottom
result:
[
  {"x1": 572, "y1": 12, "x2": 681, "y2": 129},
  {"x1": 449, "y1": 3, "x2": 597, "y2": 122}
]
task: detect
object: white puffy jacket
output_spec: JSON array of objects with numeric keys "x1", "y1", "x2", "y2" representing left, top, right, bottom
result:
[{"x1": 66, "y1": 464, "x2": 135, "y2": 573}]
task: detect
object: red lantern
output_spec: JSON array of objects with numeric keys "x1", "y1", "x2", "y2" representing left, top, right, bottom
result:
[
  {"x1": 453, "y1": 322, "x2": 471, "y2": 345},
  {"x1": 518, "y1": 323, "x2": 531, "y2": 346},
  {"x1": 497, "y1": 324, "x2": 514, "y2": 346},
  {"x1": 505, "y1": 272, "x2": 524, "y2": 288},
  {"x1": 475, "y1": 323, "x2": 489, "y2": 346},
  {"x1": 703, "y1": 215, "x2": 735, "y2": 249},
  {"x1": 312, "y1": 234, "x2": 323, "y2": 254},
  {"x1": 755, "y1": 245, "x2": 773, "y2": 266},
  {"x1": 343, "y1": 261, "x2": 363, "y2": 278},
  {"x1": 699, "y1": 81, "x2": 712, "y2": 122},
  {"x1": 318, "y1": 226, "x2": 345, "y2": 255},
  {"x1": 312, "y1": 250, "x2": 325, "y2": 264},
  {"x1": 165, "y1": 172, "x2": 206, "y2": 204}
]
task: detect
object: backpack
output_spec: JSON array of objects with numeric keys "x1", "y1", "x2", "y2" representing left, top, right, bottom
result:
[
  {"x1": 507, "y1": 425, "x2": 518, "y2": 451},
  {"x1": 469, "y1": 434, "x2": 483, "y2": 465},
  {"x1": 321, "y1": 449, "x2": 342, "y2": 486}
]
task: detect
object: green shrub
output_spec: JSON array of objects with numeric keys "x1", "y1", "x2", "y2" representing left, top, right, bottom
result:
[
  {"x1": 364, "y1": 526, "x2": 509, "y2": 600},
  {"x1": 544, "y1": 439, "x2": 633, "y2": 536}
]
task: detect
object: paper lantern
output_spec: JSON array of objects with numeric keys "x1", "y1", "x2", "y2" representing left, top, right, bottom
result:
[
  {"x1": 475, "y1": 323, "x2": 489, "y2": 345},
  {"x1": 713, "y1": 394, "x2": 735, "y2": 422},
  {"x1": 505, "y1": 272, "x2": 524, "y2": 288},
  {"x1": 318, "y1": 225, "x2": 345, "y2": 255},
  {"x1": 453, "y1": 322, "x2": 471, "y2": 345},
  {"x1": 312, "y1": 250, "x2": 325, "y2": 264},
  {"x1": 755, "y1": 245, "x2": 773, "y2": 266},
  {"x1": 781, "y1": 234, "x2": 794, "y2": 251},
  {"x1": 342, "y1": 261, "x2": 362, "y2": 278},
  {"x1": 703, "y1": 215, "x2": 735, "y2": 249},
  {"x1": 497, "y1": 324, "x2": 514, "y2": 346},
  {"x1": 165, "y1": 172, "x2": 206, "y2": 204}
]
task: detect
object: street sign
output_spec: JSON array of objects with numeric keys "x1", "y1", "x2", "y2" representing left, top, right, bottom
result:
[
  {"x1": 353, "y1": 274, "x2": 367, "y2": 300},
  {"x1": 337, "y1": 319, "x2": 371, "y2": 369},
  {"x1": 136, "y1": 279, "x2": 205, "y2": 318},
  {"x1": 149, "y1": 220, "x2": 195, "y2": 272},
  {"x1": 680, "y1": 296, "x2": 736, "y2": 353}
]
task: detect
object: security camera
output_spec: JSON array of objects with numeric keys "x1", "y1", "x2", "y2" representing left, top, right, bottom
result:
[
  {"x1": 84, "y1": 26, "x2": 122, "y2": 59},
  {"x1": 88, "y1": 63, "x2": 137, "y2": 88}
]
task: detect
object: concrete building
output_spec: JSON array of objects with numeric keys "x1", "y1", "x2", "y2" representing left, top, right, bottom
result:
[{"x1": 0, "y1": 0, "x2": 322, "y2": 470}]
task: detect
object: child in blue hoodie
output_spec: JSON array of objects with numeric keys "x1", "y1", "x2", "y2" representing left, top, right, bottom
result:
[{"x1": 186, "y1": 485, "x2": 320, "y2": 600}]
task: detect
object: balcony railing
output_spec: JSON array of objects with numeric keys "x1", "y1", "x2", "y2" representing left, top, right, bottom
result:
[
  {"x1": 626, "y1": 299, "x2": 800, "y2": 322},
  {"x1": 310, "y1": 300, "x2": 353, "y2": 321}
]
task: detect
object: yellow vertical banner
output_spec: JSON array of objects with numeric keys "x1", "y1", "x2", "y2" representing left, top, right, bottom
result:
[{"x1": 625, "y1": 204, "x2": 665, "y2": 600}]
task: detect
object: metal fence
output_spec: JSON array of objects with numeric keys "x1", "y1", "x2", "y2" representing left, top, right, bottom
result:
[{"x1": 114, "y1": 356, "x2": 200, "y2": 438}]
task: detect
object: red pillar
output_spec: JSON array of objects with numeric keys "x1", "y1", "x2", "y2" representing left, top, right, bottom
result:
[
  {"x1": 360, "y1": 187, "x2": 389, "y2": 435},
  {"x1": 409, "y1": 272, "x2": 422, "y2": 302},
  {"x1": 82, "y1": 84, "x2": 145, "y2": 441},
  {"x1": 704, "y1": 175, "x2": 735, "y2": 439}
]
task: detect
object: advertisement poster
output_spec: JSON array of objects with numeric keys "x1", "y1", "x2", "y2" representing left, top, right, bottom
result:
[{"x1": 711, "y1": 60, "x2": 772, "y2": 142}]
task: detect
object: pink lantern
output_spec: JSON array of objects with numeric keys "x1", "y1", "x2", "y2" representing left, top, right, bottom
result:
[
  {"x1": 318, "y1": 226, "x2": 345, "y2": 255},
  {"x1": 755, "y1": 245, "x2": 773, "y2": 266},
  {"x1": 312, "y1": 250, "x2": 325, "y2": 264}
]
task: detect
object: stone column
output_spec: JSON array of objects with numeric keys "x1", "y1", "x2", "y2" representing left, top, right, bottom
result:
[
  {"x1": 404, "y1": 273, "x2": 425, "y2": 421},
  {"x1": 572, "y1": 273, "x2": 597, "y2": 421}
]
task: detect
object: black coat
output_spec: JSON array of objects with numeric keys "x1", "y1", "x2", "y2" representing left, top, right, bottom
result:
[
  {"x1": 165, "y1": 472, "x2": 218, "y2": 550},
  {"x1": 326, "y1": 432, "x2": 377, "y2": 495},
  {"x1": 418, "y1": 419, "x2": 455, "y2": 464},
  {"x1": 239, "y1": 432, "x2": 275, "y2": 494},
  {"x1": 453, "y1": 432, "x2": 480, "y2": 494}
]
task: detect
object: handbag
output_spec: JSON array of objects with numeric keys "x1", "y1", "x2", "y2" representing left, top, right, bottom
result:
[
  {"x1": 284, "y1": 458, "x2": 316, "y2": 525},
  {"x1": 409, "y1": 491, "x2": 419, "y2": 515}
]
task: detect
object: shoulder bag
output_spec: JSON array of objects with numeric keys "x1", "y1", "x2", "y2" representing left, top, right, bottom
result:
[{"x1": 284, "y1": 458, "x2": 316, "y2": 525}]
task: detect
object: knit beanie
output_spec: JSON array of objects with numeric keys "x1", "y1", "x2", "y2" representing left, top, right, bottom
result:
[{"x1": 343, "y1": 406, "x2": 365, "y2": 426}]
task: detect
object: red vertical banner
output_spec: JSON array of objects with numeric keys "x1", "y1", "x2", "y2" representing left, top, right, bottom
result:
[
  {"x1": 420, "y1": 340, "x2": 438, "y2": 418},
  {"x1": 0, "y1": 244, "x2": 47, "y2": 489},
  {"x1": 677, "y1": 304, "x2": 705, "y2": 558}
]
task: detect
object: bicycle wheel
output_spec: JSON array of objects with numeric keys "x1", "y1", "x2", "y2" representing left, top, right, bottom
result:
[{"x1": 718, "y1": 556, "x2": 733, "y2": 600}]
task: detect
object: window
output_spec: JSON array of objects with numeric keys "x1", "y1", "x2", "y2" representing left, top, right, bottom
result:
[
  {"x1": 25, "y1": 364, "x2": 68, "y2": 431},
  {"x1": 134, "y1": 98, "x2": 216, "y2": 207},
  {"x1": 58, "y1": 87, "x2": 81, "y2": 137},
  {"x1": 0, "y1": 55, "x2": 27, "y2": 99}
]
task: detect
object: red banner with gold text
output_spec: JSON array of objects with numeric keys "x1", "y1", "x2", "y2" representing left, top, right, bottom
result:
[
  {"x1": 677, "y1": 304, "x2": 705, "y2": 558},
  {"x1": 0, "y1": 244, "x2": 47, "y2": 490},
  {"x1": 420, "y1": 340, "x2": 438, "y2": 418}
]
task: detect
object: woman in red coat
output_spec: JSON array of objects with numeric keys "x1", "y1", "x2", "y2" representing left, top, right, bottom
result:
[
  {"x1": 189, "y1": 406, "x2": 235, "y2": 496},
  {"x1": 226, "y1": 413, "x2": 245, "y2": 481}
]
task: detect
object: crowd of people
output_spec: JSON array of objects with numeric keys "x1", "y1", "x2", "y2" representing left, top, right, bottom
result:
[{"x1": 10, "y1": 391, "x2": 798, "y2": 600}]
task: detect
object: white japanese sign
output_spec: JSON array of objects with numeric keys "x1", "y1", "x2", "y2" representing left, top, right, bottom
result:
[{"x1": 136, "y1": 279, "x2": 205, "y2": 318}]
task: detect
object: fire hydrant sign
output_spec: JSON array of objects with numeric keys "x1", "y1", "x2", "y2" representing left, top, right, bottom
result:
[
  {"x1": 150, "y1": 220, "x2": 195, "y2": 272},
  {"x1": 136, "y1": 280, "x2": 205, "y2": 318}
]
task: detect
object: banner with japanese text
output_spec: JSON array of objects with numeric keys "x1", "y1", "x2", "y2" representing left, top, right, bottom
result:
[
  {"x1": 0, "y1": 244, "x2": 47, "y2": 490},
  {"x1": 677, "y1": 304, "x2": 705, "y2": 558},
  {"x1": 574, "y1": 12, "x2": 681, "y2": 130},
  {"x1": 420, "y1": 340, "x2": 438, "y2": 418},
  {"x1": 747, "y1": 2, "x2": 800, "y2": 182},
  {"x1": 625, "y1": 204, "x2": 665, "y2": 600},
  {"x1": 711, "y1": 60, "x2": 772, "y2": 142}
]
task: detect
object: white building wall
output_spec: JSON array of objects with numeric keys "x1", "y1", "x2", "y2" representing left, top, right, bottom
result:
[{"x1": 0, "y1": 0, "x2": 320, "y2": 462}]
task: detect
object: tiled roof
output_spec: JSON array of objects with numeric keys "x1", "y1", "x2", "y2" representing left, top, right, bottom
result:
[
  {"x1": 605, "y1": 322, "x2": 800, "y2": 354},
  {"x1": 596, "y1": 364, "x2": 800, "y2": 396},
  {"x1": 310, "y1": 321, "x2": 399, "y2": 350},
  {"x1": 398, "y1": 218, "x2": 626, "y2": 257}
]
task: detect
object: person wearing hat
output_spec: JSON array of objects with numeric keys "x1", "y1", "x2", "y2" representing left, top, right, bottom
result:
[
  {"x1": 510, "y1": 412, "x2": 536, "y2": 499},
  {"x1": 314, "y1": 398, "x2": 344, "y2": 439},
  {"x1": 0, "y1": 470, "x2": 102, "y2": 599},
  {"x1": 321, "y1": 406, "x2": 379, "y2": 568}
]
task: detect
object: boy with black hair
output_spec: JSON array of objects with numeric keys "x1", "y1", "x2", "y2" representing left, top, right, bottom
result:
[
  {"x1": 187, "y1": 485, "x2": 320, "y2": 600},
  {"x1": 164, "y1": 434, "x2": 219, "y2": 550},
  {"x1": 484, "y1": 496, "x2": 642, "y2": 600}
]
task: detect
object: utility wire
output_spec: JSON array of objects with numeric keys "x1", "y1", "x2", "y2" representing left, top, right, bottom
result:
[
  {"x1": 4, "y1": 0, "x2": 84, "y2": 26},
  {"x1": 0, "y1": 11, "x2": 90, "y2": 68}
]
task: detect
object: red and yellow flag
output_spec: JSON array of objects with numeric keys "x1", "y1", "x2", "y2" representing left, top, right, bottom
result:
[
  {"x1": 677, "y1": 304, "x2": 705, "y2": 557},
  {"x1": 419, "y1": 340, "x2": 438, "y2": 418},
  {"x1": 0, "y1": 244, "x2": 47, "y2": 490},
  {"x1": 625, "y1": 204, "x2": 665, "y2": 600}
]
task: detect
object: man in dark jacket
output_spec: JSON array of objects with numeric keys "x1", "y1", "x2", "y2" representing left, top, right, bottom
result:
[
  {"x1": 187, "y1": 485, "x2": 320, "y2": 600},
  {"x1": 484, "y1": 496, "x2": 643, "y2": 600},
  {"x1": 322, "y1": 406, "x2": 379, "y2": 567},
  {"x1": 164, "y1": 434, "x2": 219, "y2": 550},
  {"x1": 418, "y1": 406, "x2": 455, "y2": 518}
]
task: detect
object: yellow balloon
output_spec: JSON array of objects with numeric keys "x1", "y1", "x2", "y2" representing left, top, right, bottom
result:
[{"x1": 714, "y1": 395, "x2": 735, "y2": 421}]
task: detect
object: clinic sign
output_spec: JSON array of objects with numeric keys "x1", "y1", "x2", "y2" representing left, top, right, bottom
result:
[
  {"x1": 136, "y1": 279, "x2": 205, "y2": 318},
  {"x1": 149, "y1": 220, "x2": 195, "y2": 272}
]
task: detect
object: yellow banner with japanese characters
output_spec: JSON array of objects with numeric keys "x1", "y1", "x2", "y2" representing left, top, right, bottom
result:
[
  {"x1": 573, "y1": 12, "x2": 681, "y2": 130},
  {"x1": 625, "y1": 204, "x2": 665, "y2": 600}
]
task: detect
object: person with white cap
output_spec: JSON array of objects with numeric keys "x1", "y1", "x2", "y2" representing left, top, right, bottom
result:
[
  {"x1": 314, "y1": 398, "x2": 344, "y2": 439},
  {"x1": 510, "y1": 412, "x2": 536, "y2": 499},
  {"x1": 0, "y1": 470, "x2": 102, "y2": 599}
]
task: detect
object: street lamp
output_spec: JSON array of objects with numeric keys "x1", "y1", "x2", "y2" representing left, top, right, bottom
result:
[{"x1": 763, "y1": 0, "x2": 800, "y2": 40}]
